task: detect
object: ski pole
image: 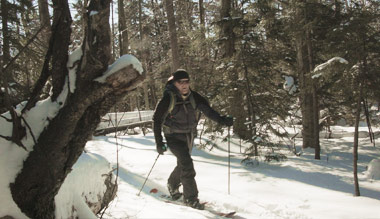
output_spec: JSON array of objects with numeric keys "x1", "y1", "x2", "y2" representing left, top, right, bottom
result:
[
  {"x1": 137, "y1": 153, "x2": 160, "y2": 196},
  {"x1": 228, "y1": 126, "x2": 231, "y2": 195}
]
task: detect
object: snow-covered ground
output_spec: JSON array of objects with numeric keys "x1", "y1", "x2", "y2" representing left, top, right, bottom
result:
[
  {"x1": 1, "y1": 118, "x2": 380, "y2": 218},
  {"x1": 84, "y1": 126, "x2": 380, "y2": 219}
]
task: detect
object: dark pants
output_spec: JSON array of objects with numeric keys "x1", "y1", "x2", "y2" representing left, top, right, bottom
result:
[{"x1": 165, "y1": 133, "x2": 198, "y2": 201}]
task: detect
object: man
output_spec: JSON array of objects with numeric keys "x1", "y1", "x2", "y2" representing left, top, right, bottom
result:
[{"x1": 153, "y1": 69, "x2": 233, "y2": 210}]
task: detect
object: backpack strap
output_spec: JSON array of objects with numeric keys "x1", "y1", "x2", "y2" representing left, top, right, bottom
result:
[
  {"x1": 162, "y1": 91, "x2": 201, "y2": 135},
  {"x1": 190, "y1": 93, "x2": 202, "y2": 122},
  {"x1": 161, "y1": 90, "x2": 176, "y2": 124},
  {"x1": 161, "y1": 91, "x2": 175, "y2": 135},
  {"x1": 167, "y1": 90, "x2": 196, "y2": 115},
  {"x1": 189, "y1": 93, "x2": 197, "y2": 110},
  {"x1": 167, "y1": 91, "x2": 176, "y2": 115}
]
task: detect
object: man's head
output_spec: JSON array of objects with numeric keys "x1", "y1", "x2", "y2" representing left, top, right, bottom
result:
[{"x1": 170, "y1": 69, "x2": 190, "y2": 95}]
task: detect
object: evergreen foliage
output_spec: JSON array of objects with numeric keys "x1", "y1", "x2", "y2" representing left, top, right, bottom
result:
[{"x1": 1, "y1": 0, "x2": 379, "y2": 159}]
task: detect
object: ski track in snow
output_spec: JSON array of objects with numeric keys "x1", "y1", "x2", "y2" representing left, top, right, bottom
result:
[{"x1": 85, "y1": 131, "x2": 380, "y2": 219}]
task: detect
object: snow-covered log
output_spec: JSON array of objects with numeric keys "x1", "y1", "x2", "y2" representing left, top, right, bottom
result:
[{"x1": 55, "y1": 152, "x2": 117, "y2": 219}]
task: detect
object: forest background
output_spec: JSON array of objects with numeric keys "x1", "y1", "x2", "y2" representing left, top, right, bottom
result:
[{"x1": 0, "y1": 0, "x2": 380, "y2": 218}]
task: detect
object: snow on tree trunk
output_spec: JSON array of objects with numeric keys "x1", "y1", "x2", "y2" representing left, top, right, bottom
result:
[{"x1": 9, "y1": 0, "x2": 145, "y2": 218}]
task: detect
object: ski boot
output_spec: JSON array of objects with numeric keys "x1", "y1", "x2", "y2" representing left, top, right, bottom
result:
[
  {"x1": 167, "y1": 183, "x2": 182, "y2": 201},
  {"x1": 184, "y1": 198, "x2": 205, "y2": 210}
]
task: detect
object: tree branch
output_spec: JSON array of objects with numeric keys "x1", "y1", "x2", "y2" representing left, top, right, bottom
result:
[
  {"x1": 50, "y1": 0, "x2": 72, "y2": 101},
  {"x1": 21, "y1": 38, "x2": 54, "y2": 113},
  {"x1": 20, "y1": 115, "x2": 37, "y2": 145},
  {"x1": 2, "y1": 20, "x2": 51, "y2": 75},
  {"x1": 0, "y1": 115, "x2": 12, "y2": 122}
]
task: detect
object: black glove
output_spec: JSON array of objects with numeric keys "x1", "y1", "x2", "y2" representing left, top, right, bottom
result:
[
  {"x1": 221, "y1": 115, "x2": 233, "y2": 126},
  {"x1": 156, "y1": 142, "x2": 167, "y2": 155}
]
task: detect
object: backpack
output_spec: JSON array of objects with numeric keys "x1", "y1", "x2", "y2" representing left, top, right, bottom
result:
[
  {"x1": 167, "y1": 90, "x2": 197, "y2": 115},
  {"x1": 162, "y1": 90, "x2": 201, "y2": 134}
]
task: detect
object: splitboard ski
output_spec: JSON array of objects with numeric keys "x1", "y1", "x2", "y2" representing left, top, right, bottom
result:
[{"x1": 150, "y1": 188, "x2": 237, "y2": 218}]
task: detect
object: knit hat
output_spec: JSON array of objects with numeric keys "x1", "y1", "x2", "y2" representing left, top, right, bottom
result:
[{"x1": 168, "y1": 69, "x2": 190, "y2": 82}]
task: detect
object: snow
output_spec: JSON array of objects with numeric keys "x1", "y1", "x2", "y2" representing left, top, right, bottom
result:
[
  {"x1": 1, "y1": 87, "x2": 17, "y2": 95},
  {"x1": 312, "y1": 72, "x2": 323, "y2": 79},
  {"x1": 365, "y1": 159, "x2": 380, "y2": 180},
  {"x1": 283, "y1": 75, "x2": 297, "y2": 94},
  {"x1": 1, "y1": 106, "x2": 380, "y2": 218},
  {"x1": 90, "y1": 11, "x2": 98, "y2": 16},
  {"x1": 55, "y1": 152, "x2": 115, "y2": 219},
  {"x1": 313, "y1": 57, "x2": 349, "y2": 74},
  {"x1": 94, "y1": 55, "x2": 143, "y2": 83},
  {"x1": 216, "y1": 63, "x2": 225, "y2": 70},
  {"x1": 83, "y1": 126, "x2": 380, "y2": 219},
  {"x1": 0, "y1": 97, "x2": 67, "y2": 218},
  {"x1": 0, "y1": 102, "x2": 115, "y2": 219},
  {"x1": 67, "y1": 47, "x2": 83, "y2": 93},
  {"x1": 0, "y1": 71, "x2": 72, "y2": 218}
]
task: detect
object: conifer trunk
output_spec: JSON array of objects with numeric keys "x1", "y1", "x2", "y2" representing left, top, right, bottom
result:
[
  {"x1": 306, "y1": 22, "x2": 321, "y2": 159},
  {"x1": 199, "y1": 0, "x2": 205, "y2": 39},
  {"x1": 118, "y1": 0, "x2": 129, "y2": 55},
  {"x1": 295, "y1": 1, "x2": 320, "y2": 156},
  {"x1": 1, "y1": 0, "x2": 10, "y2": 66},
  {"x1": 164, "y1": 0, "x2": 181, "y2": 71},
  {"x1": 220, "y1": 0, "x2": 235, "y2": 57},
  {"x1": 38, "y1": 0, "x2": 51, "y2": 43},
  {"x1": 219, "y1": 0, "x2": 246, "y2": 140},
  {"x1": 138, "y1": 0, "x2": 150, "y2": 110}
]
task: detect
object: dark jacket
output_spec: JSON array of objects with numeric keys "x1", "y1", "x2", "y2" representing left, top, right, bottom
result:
[{"x1": 153, "y1": 83, "x2": 225, "y2": 144}]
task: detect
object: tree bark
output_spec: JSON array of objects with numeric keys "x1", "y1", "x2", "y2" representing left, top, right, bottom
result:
[
  {"x1": 10, "y1": 1, "x2": 145, "y2": 218},
  {"x1": 164, "y1": 0, "x2": 181, "y2": 71},
  {"x1": 220, "y1": 0, "x2": 235, "y2": 57},
  {"x1": 353, "y1": 83, "x2": 362, "y2": 196},
  {"x1": 295, "y1": 1, "x2": 319, "y2": 153},
  {"x1": 219, "y1": 0, "x2": 245, "y2": 139},
  {"x1": 151, "y1": 0, "x2": 162, "y2": 36},
  {"x1": 199, "y1": 0, "x2": 207, "y2": 54},
  {"x1": 306, "y1": 21, "x2": 320, "y2": 159},
  {"x1": 1, "y1": 0, "x2": 10, "y2": 66},
  {"x1": 38, "y1": 0, "x2": 52, "y2": 44},
  {"x1": 138, "y1": 0, "x2": 150, "y2": 110},
  {"x1": 243, "y1": 59, "x2": 257, "y2": 155},
  {"x1": 199, "y1": 0, "x2": 205, "y2": 28},
  {"x1": 50, "y1": 0, "x2": 72, "y2": 101},
  {"x1": 118, "y1": 0, "x2": 129, "y2": 55}
]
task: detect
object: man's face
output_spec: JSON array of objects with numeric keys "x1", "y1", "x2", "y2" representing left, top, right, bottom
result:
[{"x1": 174, "y1": 79, "x2": 190, "y2": 95}]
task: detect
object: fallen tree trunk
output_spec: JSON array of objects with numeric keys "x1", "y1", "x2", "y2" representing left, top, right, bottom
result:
[{"x1": 94, "y1": 120, "x2": 153, "y2": 136}]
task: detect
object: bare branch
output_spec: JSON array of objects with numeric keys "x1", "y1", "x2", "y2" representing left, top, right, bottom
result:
[
  {"x1": 2, "y1": 20, "x2": 51, "y2": 74},
  {"x1": 20, "y1": 116, "x2": 37, "y2": 145}
]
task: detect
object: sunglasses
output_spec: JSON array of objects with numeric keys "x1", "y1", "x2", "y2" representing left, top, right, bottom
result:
[{"x1": 177, "y1": 79, "x2": 190, "y2": 85}]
